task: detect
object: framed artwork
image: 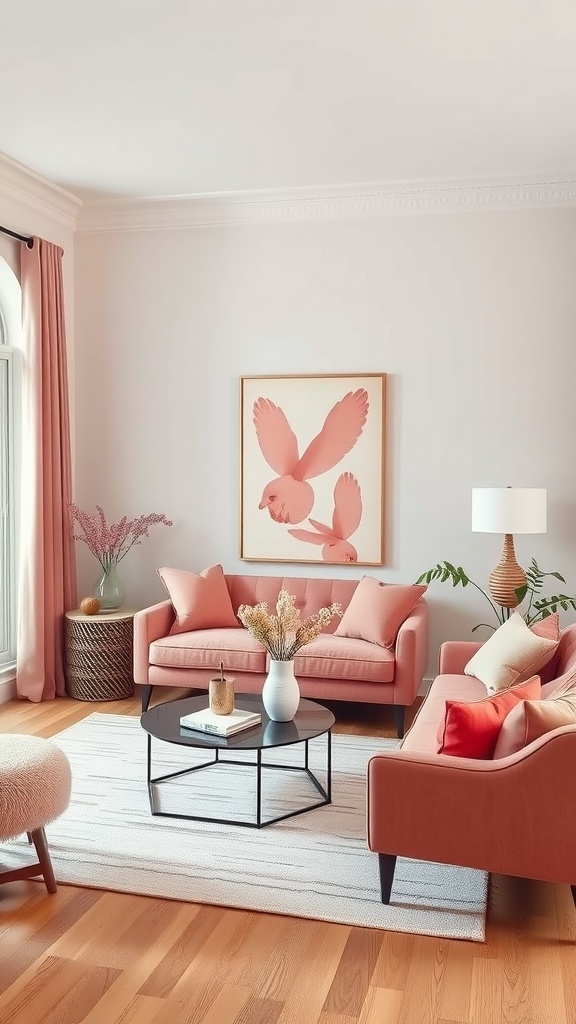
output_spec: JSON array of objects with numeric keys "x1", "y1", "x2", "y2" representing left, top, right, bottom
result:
[{"x1": 240, "y1": 373, "x2": 386, "y2": 565}]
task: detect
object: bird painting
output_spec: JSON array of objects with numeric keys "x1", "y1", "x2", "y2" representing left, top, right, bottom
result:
[
  {"x1": 287, "y1": 471, "x2": 363, "y2": 562},
  {"x1": 253, "y1": 389, "x2": 369, "y2": 524}
]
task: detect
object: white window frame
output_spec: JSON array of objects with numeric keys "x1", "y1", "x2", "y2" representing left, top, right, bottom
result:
[{"x1": 0, "y1": 256, "x2": 22, "y2": 689}]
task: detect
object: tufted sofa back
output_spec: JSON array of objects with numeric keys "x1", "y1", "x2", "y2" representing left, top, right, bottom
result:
[{"x1": 225, "y1": 574, "x2": 361, "y2": 633}]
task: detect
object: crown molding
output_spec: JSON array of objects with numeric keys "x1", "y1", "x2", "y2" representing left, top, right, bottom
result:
[
  {"x1": 1, "y1": 156, "x2": 574, "y2": 234},
  {"x1": 76, "y1": 176, "x2": 576, "y2": 233},
  {"x1": 0, "y1": 152, "x2": 81, "y2": 231}
]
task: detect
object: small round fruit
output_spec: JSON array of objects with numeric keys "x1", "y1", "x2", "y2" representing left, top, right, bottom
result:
[{"x1": 80, "y1": 597, "x2": 101, "y2": 615}]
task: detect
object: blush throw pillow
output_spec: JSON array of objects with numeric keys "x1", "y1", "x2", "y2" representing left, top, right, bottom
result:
[
  {"x1": 493, "y1": 672, "x2": 576, "y2": 758},
  {"x1": 531, "y1": 612, "x2": 560, "y2": 642},
  {"x1": 335, "y1": 577, "x2": 427, "y2": 649},
  {"x1": 530, "y1": 613, "x2": 562, "y2": 682},
  {"x1": 157, "y1": 564, "x2": 239, "y2": 635},
  {"x1": 438, "y1": 675, "x2": 542, "y2": 759},
  {"x1": 464, "y1": 611, "x2": 559, "y2": 695}
]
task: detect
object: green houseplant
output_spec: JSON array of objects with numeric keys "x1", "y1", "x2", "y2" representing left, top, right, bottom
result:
[{"x1": 416, "y1": 558, "x2": 576, "y2": 634}]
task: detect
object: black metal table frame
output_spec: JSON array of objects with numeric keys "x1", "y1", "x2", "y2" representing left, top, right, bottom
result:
[{"x1": 146, "y1": 730, "x2": 332, "y2": 829}]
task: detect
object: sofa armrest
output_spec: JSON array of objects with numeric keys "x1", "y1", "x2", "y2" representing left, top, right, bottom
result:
[
  {"x1": 438, "y1": 640, "x2": 482, "y2": 675},
  {"x1": 367, "y1": 725, "x2": 576, "y2": 885},
  {"x1": 391, "y1": 599, "x2": 429, "y2": 706},
  {"x1": 133, "y1": 600, "x2": 175, "y2": 685}
]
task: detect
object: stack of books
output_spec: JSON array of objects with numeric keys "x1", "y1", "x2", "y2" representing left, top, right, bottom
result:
[{"x1": 180, "y1": 706, "x2": 262, "y2": 737}]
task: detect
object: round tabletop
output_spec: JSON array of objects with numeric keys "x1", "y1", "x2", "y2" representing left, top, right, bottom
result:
[
  {"x1": 65, "y1": 608, "x2": 137, "y2": 622},
  {"x1": 141, "y1": 693, "x2": 335, "y2": 751}
]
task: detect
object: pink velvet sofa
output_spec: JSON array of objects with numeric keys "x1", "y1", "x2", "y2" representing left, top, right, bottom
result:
[
  {"x1": 367, "y1": 623, "x2": 576, "y2": 903},
  {"x1": 133, "y1": 573, "x2": 429, "y2": 736}
]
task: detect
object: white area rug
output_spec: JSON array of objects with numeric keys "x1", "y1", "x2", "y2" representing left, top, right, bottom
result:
[{"x1": 3, "y1": 713, "x2": 488, "y2": 941}]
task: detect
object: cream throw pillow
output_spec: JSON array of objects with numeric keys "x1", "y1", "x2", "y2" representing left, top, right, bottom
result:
[{"x1": 464, "y1": 611, "x2": 559, "y2": 695}]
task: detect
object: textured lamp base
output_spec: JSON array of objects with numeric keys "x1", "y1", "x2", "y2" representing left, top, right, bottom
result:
[{"x1": 488, "y1": 534, "x2": 527, "y2": 609}]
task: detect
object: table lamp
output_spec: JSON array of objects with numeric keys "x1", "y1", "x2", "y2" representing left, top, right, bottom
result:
[{"x1": 471, "y1": 487, "x2": 547, "y2": 608}]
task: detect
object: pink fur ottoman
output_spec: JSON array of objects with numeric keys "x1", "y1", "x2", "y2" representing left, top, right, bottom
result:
[{"x1": 0, "y1": 734, "x2": 71, "y2": 893}]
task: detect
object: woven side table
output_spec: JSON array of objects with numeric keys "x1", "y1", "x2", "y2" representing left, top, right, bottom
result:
[{"x1": 65, "y1": 609, "x2": 136, "y2": 701}]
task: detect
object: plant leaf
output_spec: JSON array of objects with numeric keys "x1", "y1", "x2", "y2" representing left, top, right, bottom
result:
[
  {"x1": 416, "y1": 558, "x2": 576, "y2": 634},
  {"x1": 514, "y1": 584, "x2": 528, "y2": 604},
  {"x1": 456, "y1": 566, "x2": 470, "y2": 587}
]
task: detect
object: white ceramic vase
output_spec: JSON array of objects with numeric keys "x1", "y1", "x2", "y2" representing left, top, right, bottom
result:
[{"x1": 262, "y1": 659, "x2": 300, "y2": 722}]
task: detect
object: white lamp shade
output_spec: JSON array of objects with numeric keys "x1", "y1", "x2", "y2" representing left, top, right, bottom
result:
[{"x1": 471, "y1": 488, "x2": 547, "y2": 534}]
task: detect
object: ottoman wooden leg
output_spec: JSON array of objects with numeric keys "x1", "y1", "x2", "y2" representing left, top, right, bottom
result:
[{"x1": 31, "y1": 827, "x2": 58, "y2": 894}]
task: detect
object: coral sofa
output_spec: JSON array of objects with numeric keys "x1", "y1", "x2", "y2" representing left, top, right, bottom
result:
[
  {"x1": 133, "y1": 571, "x2": 429, "y2": 736},
  {"x1": 367, "y1": 622, "x2": 576, "y2": 902}
]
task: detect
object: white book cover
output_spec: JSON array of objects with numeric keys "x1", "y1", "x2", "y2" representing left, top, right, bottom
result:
[{"x1": 180, "y1": 706, "x2": 261, "y2": 737}]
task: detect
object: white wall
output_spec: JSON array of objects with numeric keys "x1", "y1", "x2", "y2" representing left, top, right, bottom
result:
[{"x1": 73, "y1": 207, "x2": 576, "y2": 677}]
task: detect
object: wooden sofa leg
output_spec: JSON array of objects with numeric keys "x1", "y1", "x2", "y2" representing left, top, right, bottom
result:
[
  {"x1": 31, "y1": 827, "x2": 57, "y2": 894},
  {"x1": 393, "y1": 706, "x2": 405, "y2": 739},
  {"x1": 378, "y1": 853, "x2": 397, "y2": 904},
  {"x1": 141, "y1": 685, "x2": 153, "y2": 713},
  {"x1": 571, "y1": 885, "x2": 576, "y2": 905}
]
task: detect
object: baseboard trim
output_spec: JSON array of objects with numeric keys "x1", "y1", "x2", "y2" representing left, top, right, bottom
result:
[
  {"x1": 418, "y1": 676, "x2": 433, "y2": 698},
  {"x1": 0, "y1": 677, "x2": 16, "y2": 704}
]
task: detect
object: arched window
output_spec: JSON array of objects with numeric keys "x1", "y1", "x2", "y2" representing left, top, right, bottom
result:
[{"x1": 0, "y1": 256, "x2": 22, "y2": 673}]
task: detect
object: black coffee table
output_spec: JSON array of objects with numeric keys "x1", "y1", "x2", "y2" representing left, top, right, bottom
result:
[{"x1": 140, "y1": 693, "x2": 335, "y2": 828}]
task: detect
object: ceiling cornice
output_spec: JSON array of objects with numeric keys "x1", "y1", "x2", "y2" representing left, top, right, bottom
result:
[
  {"x1": 0, "y1": 152, "x2": 81, "y2": 231},
  {"x1": 76, "y1": 176, "x2": 576, "y2": 233}
]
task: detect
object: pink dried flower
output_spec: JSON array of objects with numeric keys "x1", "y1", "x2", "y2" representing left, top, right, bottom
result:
[{"x1": 68, "y1": 503, "x2": 173, "y2": 571}]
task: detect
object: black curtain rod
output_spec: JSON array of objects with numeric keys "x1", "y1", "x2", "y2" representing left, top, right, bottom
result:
[{"x1": 0, "y1": 224, "x2": 33, "y2": 247}]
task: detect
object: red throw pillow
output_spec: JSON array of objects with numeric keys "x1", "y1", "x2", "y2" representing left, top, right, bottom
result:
[{"x1": 438, "y1": 675, "x2": 542, "y2": 759}]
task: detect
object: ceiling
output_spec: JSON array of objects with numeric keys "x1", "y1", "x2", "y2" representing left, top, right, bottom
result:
[{"x1": 1, "y1": 1, "x2": 576, "y2": 201}]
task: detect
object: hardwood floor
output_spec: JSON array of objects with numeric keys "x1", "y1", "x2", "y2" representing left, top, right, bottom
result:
[{"x1": 1, "y1": 690, "x2": 575, "y2": 1024}]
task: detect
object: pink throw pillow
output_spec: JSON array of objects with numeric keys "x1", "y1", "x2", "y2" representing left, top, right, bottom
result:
[
  {"x1": 438, "y1": 675, "x2": 542, "y2": 759},
  {"x1": 531, "y1": 613, "x2": 561, "y2": 682},
  {"x1": 542, "y1": 664, "x2": 576, "y2": 699},
  {"x1": 335, "y1": 577, "x2": 427, "y2": 649},
  {"x1": 531, "y1": 613, "x2": 560, "y2": 642},
  {"x1": 157, "y1": 564, "x2": 239, "y2": 635},
  {"x1": 494, "y1": 669, "x2": 576, "y2": 758}
]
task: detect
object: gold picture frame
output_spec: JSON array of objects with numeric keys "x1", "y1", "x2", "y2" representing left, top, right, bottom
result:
[{"x1": 240, "y1": 373, "x2": 386, "y2": 565}]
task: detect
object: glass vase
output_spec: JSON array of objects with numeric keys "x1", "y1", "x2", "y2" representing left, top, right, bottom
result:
[
  {"x1": 262, "y1": 659, "x2": 300, "y2": 722},
  {"x1": 92, "y1": 561, "x2": 125, "y2": 611}
]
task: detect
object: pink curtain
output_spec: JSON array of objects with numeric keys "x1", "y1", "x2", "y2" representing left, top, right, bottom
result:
[{"x1": 16, "y1": 238, "x2": 77, "y2": 701}]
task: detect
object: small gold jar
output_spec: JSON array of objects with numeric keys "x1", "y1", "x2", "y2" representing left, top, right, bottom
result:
[{"x1": 209, "y1": 676, "x2": 235, "y2": 715}]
